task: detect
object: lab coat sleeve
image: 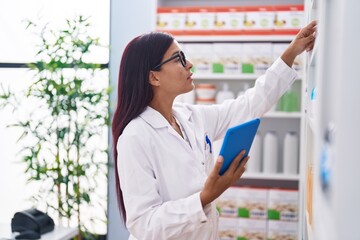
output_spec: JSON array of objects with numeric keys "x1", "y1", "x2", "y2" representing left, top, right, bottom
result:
[
  {"x1": 197, "y1": 57, "x2": 298, "y2": 141},
  {"x1": 117, "y1": 134, "x2": 208, "y2": 240}
]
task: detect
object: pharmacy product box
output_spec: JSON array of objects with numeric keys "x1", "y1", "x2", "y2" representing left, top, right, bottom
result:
[
  {"x1": 184, "y1": 7, "x2": 215, "y2": 33},
  {"x1": 216, "y1": 187, "x2": 240, "y2": 217},
  {"x1": 212, "y1": 43, "x2": 243, "y2": 74},
  {"x1": 157, "y1": 7, "x2": 186, "y2": 33},
  {"x1": 237, "y1": 187, "x2": 268, "y2": 219},
  {"x1": 273, "y1": 5, "x2": 304, "y2": 34},
  {"x1": 242, "y1": 6, "x2": 274, "y2": 34},
  {"x1": 267, "y1": 220, "x2": 298, "y2": 240},
  {"x1": 218, "y1": 217, "x2": 238, "y2": 240},
  {"x1": 267, "y1": 189, "x2": 298, "y2": 221},
  {"x1": 242, "y1": 43, "x2": 272, "y2": 74},
  {"x1": 237, "y1": 218, "x2": 267, "y2": 240},
  {"x1": 213, "y1": 7, "x2": 244, "y2": 33},
  {"x1": 183, "y1": 43, "x2": 213, "y2": 74}
]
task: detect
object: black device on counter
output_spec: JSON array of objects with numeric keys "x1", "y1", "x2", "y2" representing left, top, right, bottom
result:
[{"x1": 11, "y1": 208, "x2": 55, "y2": 239}]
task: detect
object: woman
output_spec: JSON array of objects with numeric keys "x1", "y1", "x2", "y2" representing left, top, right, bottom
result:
[{"x1": 112, "y1": 21, "x2": 316, "y2": 240}]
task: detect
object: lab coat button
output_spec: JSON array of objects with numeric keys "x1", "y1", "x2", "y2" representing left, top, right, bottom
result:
[{"x1": 201, "y1": 162, "x2": 204, "y2": 165}]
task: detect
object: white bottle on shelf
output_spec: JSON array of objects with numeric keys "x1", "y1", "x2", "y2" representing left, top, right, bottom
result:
[
  {"x1": 283, "y1": 132, "x2": 298, "y2": 174},
  {"x1": 237, "y1": 83, "x2": 250, "y2": 97},
  {"x1": 247, "y1": 132, "x2": 261, "y2": 173},
  {"x1": 216, "y1": 83, "x2": 234, "y2": 104},
  {"x1": 263, "y1": 131, "x2": 278, "y2": 174}
]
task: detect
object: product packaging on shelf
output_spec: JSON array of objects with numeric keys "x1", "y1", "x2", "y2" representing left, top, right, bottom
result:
[
  {"x1": 216, "y1": 83, "x2": 235, "y2": 104},
  {"x1": 242, "y1": 6, "x2": 274, "y2": 33},
  {"x1": 283, "y1": 132, "x2": 299, "y2": 174},
  {"x1": 157, "y1": 7, "x2": 186, "y2": 33},
  {"x1": 263, "y1": 131, "x2": 279, "y2": 173},
  {"x1": 237, "y1": 219, "x2": 267, "y2": 240},
  {"x1": 237, "y1": 187, "x2": 268, "y2": 219},
  {"x1": 218, "y1": 217, "x2": 238, "y2": 240},
  {"x1": 242, "y1": 43, "x2": 272, "y2": 74},
  {"x1": 184, "y1": 7, "x2": 214, "y2": 33},
  {"x1": 267, "y1": 220, "x2": 298, "y2": 240},
  {"x1": 212, "y1": 43, "x2": 243, "y2": 74},
  {"x1": 273, "y1": 5, "x2": 304, "y2": 34},
  {"x1": 267, "y1": 189, "x2": 299, "y2": 222},
  {"x1": 216, "y1": 187, "x2": 240, "y2": 218},
  {"x1": 213, "y1": 7, "x2": 244, "y2": 33},
  {"x1": 183, "y1": 43, "x2": 213, "y2": 74},
  {"x1": 247, "y1": 132, "x2": 262, "y2": 173}
]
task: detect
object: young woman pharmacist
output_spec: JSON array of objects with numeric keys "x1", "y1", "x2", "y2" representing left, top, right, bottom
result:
[{"x1": 112, "y1": 21, "x2": 317, "y2": 240}]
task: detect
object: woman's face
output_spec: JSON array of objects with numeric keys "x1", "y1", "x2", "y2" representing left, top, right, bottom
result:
[{"x1": 152, "y1": 41, "x2": 194, "y2": 98}]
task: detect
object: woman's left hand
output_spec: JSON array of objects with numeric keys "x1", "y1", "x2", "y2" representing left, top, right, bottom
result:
[{"x1": 281, "y1": 20, "x2": 317, "y2": 67}]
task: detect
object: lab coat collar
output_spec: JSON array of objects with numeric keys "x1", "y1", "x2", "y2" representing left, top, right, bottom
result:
[{"x1": 139, "y1": 104, "x2": 193, "y2": 129}]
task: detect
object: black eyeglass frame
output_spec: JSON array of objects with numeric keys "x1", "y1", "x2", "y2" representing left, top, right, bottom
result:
[{"x1": 152, "y1": 51, "x2": 186, "y2": 71}]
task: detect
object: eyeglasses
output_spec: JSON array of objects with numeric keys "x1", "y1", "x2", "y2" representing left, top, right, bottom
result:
[{"x1": 152, "y1": 51, "x2": 187, "y2": 71}]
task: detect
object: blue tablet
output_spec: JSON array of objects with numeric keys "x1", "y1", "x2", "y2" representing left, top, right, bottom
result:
[{"x1": 219, "y1": 118, "x2": 261, "y2": 175}]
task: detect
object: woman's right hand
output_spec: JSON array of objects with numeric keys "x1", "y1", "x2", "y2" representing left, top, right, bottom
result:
[{"x1": 200, "y1": 150, "x2": 249, "y2": 207}]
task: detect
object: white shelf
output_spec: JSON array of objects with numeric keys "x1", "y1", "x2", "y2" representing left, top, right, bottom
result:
[
  {"x1": 263, "y1": 111, "x2": 302, "y2": 119},
  {"x1": 176, "y1": 35, "x2": 295, "y2": 42},
  {"x1": 193, "y1": 74, "x2": 302, "y2": 81},
  {"x1": 242, "y1": 172, "x2": 300, "y2": 181}
]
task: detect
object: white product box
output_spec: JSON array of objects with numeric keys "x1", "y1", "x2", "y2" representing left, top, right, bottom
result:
[
  {"x1": 237, "y1": 219, "x2": 267, "y2": 240},
  {"x1": 267, "y1": 220, "x2": 298, "y2": 240},
  {"x1": 183, "y1": 43, "x2": 213, "y2": 74},
  {"x1": 157, "y1": 8, "x2": 186, "y2": 31},
  {"x1": 218, "y1": 217, "x2": 238, "y2": 240},
  {"x1": 243, "y1": 6, "x2": 274, "y2": 30},
  {"x1": 267, "y1": 189, "x2": 298, "y2": 221},
  {"x1": 214, "y1": 7, "x2": 244, "y2": 31},
  {"x1": 212, "y1": 43, "x2": 243, "y2": 74},
  {"x1": 272, "y1": 43, "x2": 303, "y2": 74},
  {"x1": 273, "y1": 6, "x2": 304, "y2": 30},
  {"x1": 184, "y1": 7, "x2": 214, "y2": 30},
  {"x1": 216, "y1": 187, "x2": 240, "y2": 217},
  {"x1": 242, "y1": 43, "x2": 273, "y2": 74},
  {"x1": 237, "y1": 187, "x2": 268, "y2": 219}
]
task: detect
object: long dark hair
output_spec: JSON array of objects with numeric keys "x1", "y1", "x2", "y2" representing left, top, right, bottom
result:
[{"x1": 112, "y1": 32, "x2": 174, "y2": 223}]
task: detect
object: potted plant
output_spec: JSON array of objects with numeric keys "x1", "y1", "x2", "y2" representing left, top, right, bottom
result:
[{"x1": 0, "y1": 15, "x2": 110, "y2": 239}]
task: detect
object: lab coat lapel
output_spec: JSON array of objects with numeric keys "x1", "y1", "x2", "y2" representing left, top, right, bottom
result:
[{"x1": 173, "y1": 107, "x2": 197, "y2": 151}]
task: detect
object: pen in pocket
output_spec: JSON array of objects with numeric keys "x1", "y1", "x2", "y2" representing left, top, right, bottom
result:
[{"x1": 205, "y1": 134, "x2": 212, "y2": 153}]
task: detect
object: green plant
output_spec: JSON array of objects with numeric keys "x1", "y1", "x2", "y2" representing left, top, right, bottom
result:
[{"x1": 0, "y1": 16, "x2": 109, "y2": 239}]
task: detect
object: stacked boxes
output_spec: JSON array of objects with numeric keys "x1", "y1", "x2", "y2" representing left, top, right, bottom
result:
[
  {"x1": 216, "y1": 187, "x2": 299, "y2": 240},
  {"x1": 182, "y1": 42, "x2": 303, "y2": 75},
  {"x1": 157, "y1": 5, "x2": 304, "y2": 35}
]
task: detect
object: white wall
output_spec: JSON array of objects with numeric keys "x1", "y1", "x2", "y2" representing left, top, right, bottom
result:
[{"x1": 107, "y1": 0, "x2": 156, "y2": 239}]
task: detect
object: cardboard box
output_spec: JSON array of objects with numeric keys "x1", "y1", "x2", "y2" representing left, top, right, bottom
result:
[
  {"x1": 157, "y1": 7, "x2": 186, "y2": 31},
  {"x1": 273, "y1": 5, "x2": 304, "y2": 34},
  {"x1": 268, "y1": 189, "x2": 298, "y2": 221},
  {"x1": 242, "y1": 43, "x2": 272, "y2": 74},
  {"x1": 183, "y1": 43, "x2": 213, "y2": 74},
  {"x1": 243, "y1": 6, "x2": 274, "y2": 32},
  {"x1": 213, "y1": 7, "x2": 244, "y2": 32},
  {"x1": 218, "y1": 217, "x2": 238, "y2": 240},
  {"x1": 237, "y1": 187, "x2": 268, "y2": 219},
  {"x1": 216, "y1": 187, "x2": 239, "y2": 217},
  {"x1": 267, "y1": 220, "x2": 298, "y2": 240},
  {"x1": 237, "y1": 219, "x2": 267, "y2": 240},
  {"x1": 212, "y1": 43, "x2": 242, "y2": 74},
  {"x1": 184, "y1": 7, "x2": 215, "y2": 31}
]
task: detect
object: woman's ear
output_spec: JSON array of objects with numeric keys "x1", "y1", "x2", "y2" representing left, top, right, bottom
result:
[{"x1": 149, "y1": 71, "x2": 160, "y2": 87}]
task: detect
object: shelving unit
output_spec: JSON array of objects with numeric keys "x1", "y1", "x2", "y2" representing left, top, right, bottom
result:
[{"x1": 168, "y1": 2, "x2": 305, "y2": 239}]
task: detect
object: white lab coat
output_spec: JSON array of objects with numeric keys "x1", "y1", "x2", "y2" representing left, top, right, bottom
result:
[{"x1": 117, "y1": 58, "x2": 297, "y2": 240}]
